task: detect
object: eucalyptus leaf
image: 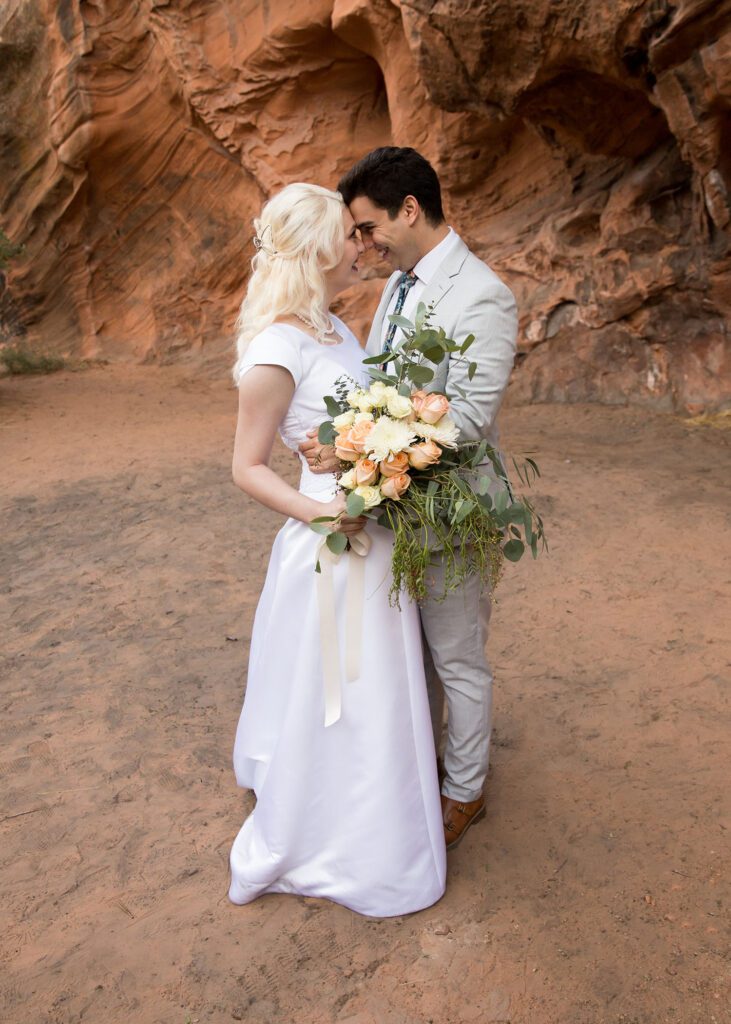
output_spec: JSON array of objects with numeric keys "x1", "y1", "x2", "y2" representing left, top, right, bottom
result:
[
  {"x1": 368, "y1": 367, "x2": 396, "y2": 384},
  {"x1": 422, "y1": 345, "x2": 446, "y2": 364},
  {"x1": 326, "y1": 532, "x2": 348, "y2": 555},
  {"x1": 503, "y1": 504, "x2": 526, "y2": 524},
  {"x1": 523, "y1": 508, "x2": 534, "y2": 544},
  {"x1": 460, "y1": 334, "x2": 475, "y2": 354},
  {"x1": 324, "y1": 395, "x2": 342, "y2": 418},
  {"x1": 494, "y1": 489, "x2": 509, "y2": 514},
  {"x1": 346, "y1": 492, "x2": 366, "y2": 516},
  {"x1": 453, "y1": 498, "x2": 475, "y2": 525},
  {"x1": 309, "y1": 521, "x2": 333, "y2": 535},
  {"x1": 503, "y1": 539, "x2": 525, "y2": 562},
  {"x1": 407, "y1": 364, "x2": 435, "y2": 384},
  {"x1": 468, "y1": 361, "x2": 478, "y2": 381},
  {"x1": 363, "y1": 351, "x2": 397, "y2": 365},
  {"x1": 387, "y1": 313, "x2": 415, "y2": 331},
  {"x1": 511, "y1": 458, "x2": 527, "y2": 486},
  {"x1": 318, "y1": 422, "x2": 336, "y2": 444}
]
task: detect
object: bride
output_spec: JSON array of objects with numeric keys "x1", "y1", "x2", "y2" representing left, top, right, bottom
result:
[{"x1": 228, "y1": 182, "x2": 446, "y2": 917}]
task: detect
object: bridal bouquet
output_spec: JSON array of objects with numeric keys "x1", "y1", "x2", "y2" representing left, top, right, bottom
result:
[{"x1": 310, "y1": 304, "x2": 545, "y2": 604}]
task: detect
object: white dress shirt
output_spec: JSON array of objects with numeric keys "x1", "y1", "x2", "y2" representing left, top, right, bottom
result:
[{"x1": 380, "y1": 227, "x2": 461, "y2": 347}]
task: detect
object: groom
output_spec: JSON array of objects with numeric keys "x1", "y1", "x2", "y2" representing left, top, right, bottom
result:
[{"x1": 301, "y1": 147, "x2": 517, "y2": 850}]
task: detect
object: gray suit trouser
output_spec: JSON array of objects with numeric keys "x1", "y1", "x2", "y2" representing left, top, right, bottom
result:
[{"x1": 419, "y1": 560, "x2": 493, "y2": 803}]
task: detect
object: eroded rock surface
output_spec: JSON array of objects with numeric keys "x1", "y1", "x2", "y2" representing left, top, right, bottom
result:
[{"x1": 1, "y1": 0, "x2": 729, "y2": 410}]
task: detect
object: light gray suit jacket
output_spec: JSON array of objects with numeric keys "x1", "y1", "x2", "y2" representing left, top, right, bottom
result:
[{"x1": 365, "y1": 236, "x2": 518, "y2": 452}]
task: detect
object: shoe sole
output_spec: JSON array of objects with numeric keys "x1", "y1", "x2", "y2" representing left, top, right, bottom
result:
[{"x1": 445, "y1": 803, "x2": 486, "y2": 851}]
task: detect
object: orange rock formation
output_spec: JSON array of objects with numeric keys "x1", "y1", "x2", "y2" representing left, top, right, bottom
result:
[{"x1": 1, "y1": 0, "x2": 729, "y2": 411}]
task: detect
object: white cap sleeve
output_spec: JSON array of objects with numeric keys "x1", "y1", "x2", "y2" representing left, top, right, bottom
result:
[{"x1": 235, "y1": 327, "x2": 303, "y2": 387}]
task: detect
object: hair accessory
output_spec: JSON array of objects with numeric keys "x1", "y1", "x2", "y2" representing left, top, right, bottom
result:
[{"x1": 252, "y1": 223, "x2": 278, "y2": 256}]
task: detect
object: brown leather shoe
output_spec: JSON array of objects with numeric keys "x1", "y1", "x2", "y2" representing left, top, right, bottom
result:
[{"x1": 442, "y1": 794, "x2": 486, "y2": 850}]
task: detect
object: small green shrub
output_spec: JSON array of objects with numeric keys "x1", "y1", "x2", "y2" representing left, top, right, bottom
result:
[
  {"x1": 0, "y1": 227, "x2": 23, "y2": 271},
  {"x1": 0, "y1": 344, "x2": 65, "y2": 375}
]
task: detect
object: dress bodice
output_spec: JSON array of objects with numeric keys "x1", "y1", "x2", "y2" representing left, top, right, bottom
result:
[{"x1": 237, "y1": 317, "x2": 367, "y2": 496}]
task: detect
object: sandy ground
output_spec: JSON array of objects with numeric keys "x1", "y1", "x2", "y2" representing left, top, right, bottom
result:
[{"x1": 1, "y1": 365, "x2": 730, "y2": 1024}]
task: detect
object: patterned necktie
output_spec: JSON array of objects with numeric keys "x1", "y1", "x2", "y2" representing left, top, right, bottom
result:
[{"x1": 382, "y1": 271, "x2": 418, "y2": 357}]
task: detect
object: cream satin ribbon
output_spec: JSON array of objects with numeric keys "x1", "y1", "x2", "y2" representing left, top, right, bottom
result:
[{"x1": 316, "y1": 530, "x2": 371, "y2": 727}]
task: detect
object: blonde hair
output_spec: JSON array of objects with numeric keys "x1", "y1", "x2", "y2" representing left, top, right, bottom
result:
[{"x1": 232, "y1": 183, "x2": 345, "y2": 384}]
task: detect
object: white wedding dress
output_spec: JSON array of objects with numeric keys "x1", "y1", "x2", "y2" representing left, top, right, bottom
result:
[{"x1": 228, "y1": 317, "x2": 446, "y2": 917}]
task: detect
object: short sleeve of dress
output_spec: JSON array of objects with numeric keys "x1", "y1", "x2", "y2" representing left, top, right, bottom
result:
[{"x1": 235, "y1": 327, "x2": 304, "y2": 388}]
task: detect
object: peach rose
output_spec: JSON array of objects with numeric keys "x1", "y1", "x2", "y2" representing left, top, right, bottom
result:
[
  {"x1": 408, "y1": 440, "x2": 442, "y2": 470},
  {"x1": 334, "y1": 430, "x2": 359, "y2": 462},
  {"x1": 380, "y1": 472, "x2": 412, "y2": 501},
  {"x1": 379, "y1": 451, "x2": 410, "y2": 478},
  {"x1": 412, "y1": 389, "x2": 450, "y2": 424},
  {"x1": 354, "y1": 458, "x2": 379, "y2": 486},
  {"x1": 349, "y1": 418, "x2": 376, "y2": 453},
  {"x1": 410, "y1": 390, "x2": 428, "y2": 415}
]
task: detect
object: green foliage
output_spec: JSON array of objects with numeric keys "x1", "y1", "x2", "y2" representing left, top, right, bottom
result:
[
  {"x1": 309, "y1": 515, "x2": 337, "y2": 536},
  {"x1": 378, "y1": 469, "x2": 505, "y2": 606},
  {"x1": 0, "y1": 228, "x2": 23, "y2": 272},
  {"x1": 323, "y1": 395, "x2": 341, "y2": 418},
  {"x1": 345, "y1": 491, "x2": 366, "y2": 517},
  {"x1": 0, "y1": 345, "x2": 65, "y2": 375},
  {"x1": 318, "y1": 421, "x2": 336, "y2": 444},
  {"x1": 326, "y1": 531, "x2": 348, "y2": 555}
]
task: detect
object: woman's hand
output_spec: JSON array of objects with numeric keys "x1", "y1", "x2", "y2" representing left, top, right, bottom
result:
[
  {"x1": 298, "y1": 429, "x2": 342, "y2": 474},
  {"x1": 317, "y1": 492, "x2": 367, "y2": 538}
]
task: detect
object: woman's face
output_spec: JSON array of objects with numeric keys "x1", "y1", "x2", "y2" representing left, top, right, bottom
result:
[{"x1": 325, "y1": 208, "x2": 365, "y2": 298}]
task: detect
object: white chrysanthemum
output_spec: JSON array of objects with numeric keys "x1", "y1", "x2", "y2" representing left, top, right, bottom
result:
[
  {"x1": 364, "y1": 416, "x2": 418, "y2": 462},
  {"x1": 339, "y1": 468, "x2": 356, "y2": 490},
  {"x1": 414, "y1": 416, "x2": 460, "y2": 448},
  {"x1": 333, "y1": 410, "x2": 355, "y2": 430},
  {"x1": 353, "y1": 484, "x2": 382, "y2": 509}
]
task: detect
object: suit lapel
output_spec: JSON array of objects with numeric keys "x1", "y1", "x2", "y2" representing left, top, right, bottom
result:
[{"x1": 418, "y1": 236, "x2": 469, "y2": 317}]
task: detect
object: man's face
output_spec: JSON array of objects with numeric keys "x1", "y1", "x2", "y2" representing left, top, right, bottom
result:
[{"x1": 348, "y1": 195, "x2": 414, "y2": 272}]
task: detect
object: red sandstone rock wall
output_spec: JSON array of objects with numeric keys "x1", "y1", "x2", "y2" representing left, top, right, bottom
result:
[{"x1": 1, "y1": 0, "x2": 730, "y2": 411}]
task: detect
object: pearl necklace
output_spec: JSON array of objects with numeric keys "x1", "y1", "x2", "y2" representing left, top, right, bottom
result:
[{"x1": 294, "y1": 312, "x2": 341, "y2": 346}]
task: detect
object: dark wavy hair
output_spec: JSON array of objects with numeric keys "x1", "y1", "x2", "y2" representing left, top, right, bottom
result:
[{"x1": 338, "y1": 147, "x2": 445, "y2": 227}]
